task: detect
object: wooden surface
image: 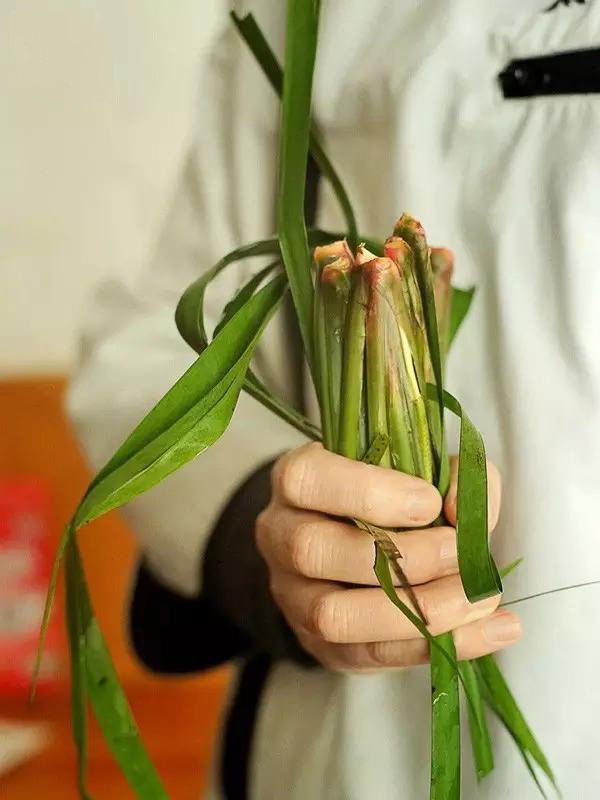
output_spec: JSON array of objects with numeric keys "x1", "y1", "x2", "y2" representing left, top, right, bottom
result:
[{"x1": 0, "y1": 377, "x2": 229, "y2": 798}]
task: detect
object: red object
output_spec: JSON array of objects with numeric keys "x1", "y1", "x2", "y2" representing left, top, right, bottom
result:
[{"x1": 0, "y1": 480, "x2": 62, "y2": 693}]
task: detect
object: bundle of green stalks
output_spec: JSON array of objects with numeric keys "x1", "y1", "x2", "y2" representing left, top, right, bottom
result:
[
  {"x1": 33, "y1": 4, "x2": 558, "y2": 799},
  {"x1": 313, "y1": 219, "x2": 488, "y2": 798}
]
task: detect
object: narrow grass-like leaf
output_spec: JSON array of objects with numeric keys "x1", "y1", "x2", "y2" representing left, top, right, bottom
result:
[
  {"x1": 475, "y1": 655, "x2": 557, "y2": 795},
  {"x1": 373, "y1": 545, "x2": 479, "y2": 713},
  {"x1": 361, "y1": 432, "x2": 389, "y2": 465},
  {"x1": 65, "y1": 531, "x2": 92, "y2": 799},
  {"x1": 31, "y1": 524, "x2": 71, "y2": 697},
  {"x1": 448, "y1": 286, "x2": 475, "y2": 348},
  {"x1": 68, "y1": 538, "x2": 168, "y2": 799},
  {"x1": 500, "y1": 557, "x2": 523, "y2": 579},
  {"x1": 213, "y1": 261, "x2": 322, "y2": 441},
  {"x1": 244, "y1": 371, "x2": 321, "y2": 441},
  {"x1": 176, "y1": 238, "x2": 282, "y2": 356},
  {"x1": 277, "y1": 0, "x2": 321, "y2": 369},
  {"x1": 437, "y1": 387, "x2": 502, "y2": 602},
  {"x1": 213, "y1": 260, "x2": 280, "y2": 338},
  {"x1": 74, "y1": 275, "x2": 286, "y2": 529},
  {"x1": 459, "y1": 659, "x2": 494, "y2": 781},
  {"x1": 431, "y1": 632, "x2": 460, "y2": 800},
  {"x1": 175, "y1": 231, "x2": 340, "y2": 357},
  {"x1": 230, "y1": 10, "x2": 358, "y2": 250}
]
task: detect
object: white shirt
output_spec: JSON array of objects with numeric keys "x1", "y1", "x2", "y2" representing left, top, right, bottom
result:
[{"x1": 68, "y1": 1, "x2": 600, "y2": 797}]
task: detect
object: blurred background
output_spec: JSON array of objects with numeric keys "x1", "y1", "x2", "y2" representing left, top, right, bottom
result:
[{"x1": 1, "y1": 2, "x2": 229, "y2": 797}]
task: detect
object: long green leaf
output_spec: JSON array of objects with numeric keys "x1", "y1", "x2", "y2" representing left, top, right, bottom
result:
[
  {"x1": 68, "y1": 538, "x2": 168, "y2": 798},
  {"x1": 35, "y1": 271, "x2": 286, "y2": 689},
  {"x1": 475, "y1": 655, "x2": 557, "y2": 795},
  {"x1": 459, "y1": 659, "x2": 494, "y2": 780},
  {"x1": 213, "y1": 260, "x2": 280, "y2": 338},
  {"x1": 175, "y1": 238, "x2": 282, "y2": 357},
  {"x1": 277, "y1": 0, "x2": 321, "y2": 370},
  {"x1": 431, "y1": 632, "x2": 460, "y2": 800},
  {"x1": 436, "y1": 387, "x2": 502, "y2": 603},
  {"x1": 74, "y1": 274, "x2": 286, "y2": 528},
  {"x1": 230, "y1": 10, "x2": 358, "y2": 250},
  {"x1": 213, "y1": 261, "x2": 322, "y2": 441},
  {"x1": 175, "y1": 232, "x2": 346, "y2": 441},
  {"x1": 448, "y1": 286, "x2": 475, "y2": 348},
  {"x1": 65, "y1": 532, "x2": 93, "y2": 799}
]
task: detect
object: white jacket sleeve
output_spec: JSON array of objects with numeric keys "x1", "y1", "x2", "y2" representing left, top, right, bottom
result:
[{"x1": 67, "y1": 1, "x2": 305, "y2": 597}]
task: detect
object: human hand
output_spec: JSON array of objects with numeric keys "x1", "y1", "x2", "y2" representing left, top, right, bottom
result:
[{"x1": 256, "y1": 443, "x2": 520, "y2": 671}]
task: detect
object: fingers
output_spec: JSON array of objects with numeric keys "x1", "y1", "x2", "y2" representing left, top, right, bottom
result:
[
  {"x1": 270, "y1": 570, "x2": 500, "y2": 644},
  {"x1": 444, "y1": 456, "x2": 502, "y2": 531},
  {"x1": 257, "y1": 505, "x2": 458, "y2": 586},
  {"x1": 272, "y1": 442, "x2": 441, "y2": 527},
  {"x1": 296, "y1": 610, "x2": 522, "y2": 672}
]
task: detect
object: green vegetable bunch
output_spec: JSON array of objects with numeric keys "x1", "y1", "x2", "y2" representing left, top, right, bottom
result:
[{"x1": 34, "y1": 3, "x2": 557, "y2": 799}]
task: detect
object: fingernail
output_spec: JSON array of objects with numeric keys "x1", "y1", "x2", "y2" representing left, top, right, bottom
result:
[
  {"x1": 407, "y1": 488, "x2": 437, "y2": 522},
  {"x1": 483, "y1": 613, "x2": 522, "y2": 644}
]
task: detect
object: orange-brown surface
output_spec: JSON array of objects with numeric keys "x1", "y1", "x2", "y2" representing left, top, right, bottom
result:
[{"x1": 0, "y1": 378, "x2": 229, "y2": 799}]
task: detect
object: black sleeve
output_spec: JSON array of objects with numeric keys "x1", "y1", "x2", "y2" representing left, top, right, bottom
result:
[{"x1": 129, "y1": 460, "x2": 313, "y2": 674}]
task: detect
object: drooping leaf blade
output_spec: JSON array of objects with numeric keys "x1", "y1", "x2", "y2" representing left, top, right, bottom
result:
[
  {"x1": 459, "y1": 659, "x2": 494, "y2": 781},
  {"x1": 68, "y1": 538, "x2": 168, "y2": 799},
  {"x1": 74, "y1": 274, "x2": 287, "y2": 528},
  {"x1": 31, "y1": 524, "x2": 71, "y2": 697},
  {"x1": 65, "y1": 531, "x2": 93, "y2": 799},
  {"x1": 431, "y1": 632, "x2": 460, "y2": 800},
  {"x1": 230, "y1": 10, "x2": 358, "y2": 250},
  {"x1": 448, "y1": 286, "x2": 475, "y2": 348},
  {"x1": 277, "y1": 0, "x2": 321, "y2": 370},
  {"x1": 445, "y1": 389, "x2": 502, "y2": 602},
  {"x1": 500, "y1": 557, "x2": 523, "y2": 579},
  {"x1": 428, "y1": 385, "x2": 503, "y2": 603},
  {"x1": 175, "y1": 238, "x2": 282, "y2": 359},
  {"x1": 213, "y1": 260, "x2": 280, "y2": 338},
  {"x1": 213, "y1": 261, "x2": 322, "y2": 441},
  {"x1": 475, "y1": 655, "x2": 557, "y2": 795}
]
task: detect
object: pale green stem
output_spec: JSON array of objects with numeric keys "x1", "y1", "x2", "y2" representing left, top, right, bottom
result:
[{"x1": 338, "y1": 268, "x2": 367, "y2": 459}]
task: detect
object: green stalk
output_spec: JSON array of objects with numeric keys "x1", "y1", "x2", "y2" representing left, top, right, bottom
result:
[
  {"x1": 363, "y1": 256, "x2": 396, "y2": 469},
  {"x1": 313, "y1": 242, "x2": 353, "y2": 450},
  {"x1": 338, "y1": 265, "x2": 368, "y2": 459},
  {"x1": 381, "y1": 228, "x2": 459, "y2": 798},
  {"x1": 392, "y1": 215, "x2": 445, "y2": 480},
  {"x1": 230, "y1": 11, "x2": 358, "y2": 250},
  {"x1": 430, "y1": 247, "x2": 454, "y2": 373},
  {"x1": 384, "y1": 236, "x2": 427, "y2": 380},
  {"x1": 277, "y1": 0, "x2": 321, "y2": 373},
  {"x1": 387, "y1": 362, "x2": 417, "y2": 475}
]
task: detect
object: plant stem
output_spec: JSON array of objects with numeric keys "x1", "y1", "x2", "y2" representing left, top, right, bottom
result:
[{"x1": 338, "y1": 267, "x2": 368, "y2": 459}]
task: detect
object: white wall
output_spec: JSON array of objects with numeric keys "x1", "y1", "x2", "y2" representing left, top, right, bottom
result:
[{"x1": 0, "y1": 1, "x2": 220, "y2": 376}]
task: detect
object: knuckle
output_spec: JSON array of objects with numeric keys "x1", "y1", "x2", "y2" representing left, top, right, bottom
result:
[
  {"x1": 274, "y1": 450, "x2": 312, "y2": 507},
  {"x1": 336, "y1": 644, "x2": 377, "y2": 671},
  {"x1": 355, "y1": 470, "x2": 382, "y2": 519},
  {"x1": 268, "y1": 575, "x2": 283, "y2": 607},
  {"x1": 288, "y1": 521, "x2": 322, "y2": 577},
  {"x1": 254, "y1": 509, "x2": 271, "y2": 558},
  {"x1": 309, "y1": 591, "x2": 346, "y2": 642},
  {"x1": 365, "y1": 640, "x2": 393, "y2": 666}
]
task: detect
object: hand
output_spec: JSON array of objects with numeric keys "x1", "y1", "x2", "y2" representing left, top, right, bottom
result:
[{"x1": 256, "y1": 442, "x2": 520, "y2": 672}]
